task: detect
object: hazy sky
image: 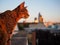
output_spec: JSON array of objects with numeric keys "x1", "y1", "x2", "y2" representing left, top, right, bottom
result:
[{"x1": 0, "y1": 0, "x2": 60, "y2": 23}]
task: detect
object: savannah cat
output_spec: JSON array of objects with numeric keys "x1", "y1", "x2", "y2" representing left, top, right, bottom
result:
[{"x1": 0, "y1": 2, "x2": 29, "y2": 45}]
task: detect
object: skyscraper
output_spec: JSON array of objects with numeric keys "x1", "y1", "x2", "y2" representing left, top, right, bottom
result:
[{"x1": 38, "y1": 12, "x2": 43, "y2": 23}]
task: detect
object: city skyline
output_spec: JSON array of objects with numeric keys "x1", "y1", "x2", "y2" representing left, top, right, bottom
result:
[{"x1": 0, "y1": 0, "x2": 60, "y2": 23}]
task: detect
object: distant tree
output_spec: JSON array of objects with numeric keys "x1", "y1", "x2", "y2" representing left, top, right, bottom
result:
[
  {"x1": 18, "y1": 24, "x2": 24, "y2": 30},
  {"x1": 23, "y1": 23, "x2": 29, "y2": 28}
]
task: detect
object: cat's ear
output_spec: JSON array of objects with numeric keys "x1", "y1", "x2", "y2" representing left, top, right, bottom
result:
[{"x1": 20, "y1": 2, "x2": 25, "y2": 9}]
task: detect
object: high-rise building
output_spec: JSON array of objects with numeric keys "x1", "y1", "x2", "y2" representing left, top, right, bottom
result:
[{"x1": 38, "y1": 13, "x2": 43, "y2": 23}]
